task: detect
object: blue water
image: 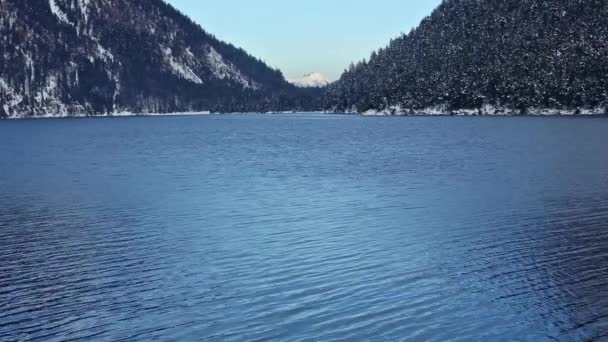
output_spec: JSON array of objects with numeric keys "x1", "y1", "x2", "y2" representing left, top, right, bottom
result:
[{"x1": 1, "y1": 114, "x2": 608, "y2": 341}]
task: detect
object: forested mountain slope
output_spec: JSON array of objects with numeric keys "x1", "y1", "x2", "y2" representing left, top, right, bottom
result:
[
  {"x1": 0, "y1": 0, "x2": 321, "y2": 118},
  {"x1": 325, "y1": 0, "x2": 608, "y2": 115}
]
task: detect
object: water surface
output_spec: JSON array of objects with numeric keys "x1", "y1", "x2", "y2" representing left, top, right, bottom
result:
[{"x1": 1, "y1": 114, "x2": 608, "y2": 341}]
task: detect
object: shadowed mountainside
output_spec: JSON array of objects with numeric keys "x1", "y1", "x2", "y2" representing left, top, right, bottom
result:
[{"x1": 0, "y1": 0, "x2": 322, "y2": 118}]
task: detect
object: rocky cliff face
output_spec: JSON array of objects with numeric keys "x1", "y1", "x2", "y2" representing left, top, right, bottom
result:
[
  {"x1": 0, "y1": 0, "x2": 320, "y2": 118},
  {"x1": 325, "y1": 0, "x2": 608, "y2": 115}
]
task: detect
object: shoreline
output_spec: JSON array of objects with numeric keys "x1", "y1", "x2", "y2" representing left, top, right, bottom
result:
[
  {"x1": 2, "y1": 109, "x2": 607, "y2": 120},
  {"x1": 1, "y1": 111, "x2": 333, "y2": 120}
]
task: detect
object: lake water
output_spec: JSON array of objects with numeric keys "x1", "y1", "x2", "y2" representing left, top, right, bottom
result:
[{"x1": 1, "y1": 114, "x2": 608, "y2": 341}]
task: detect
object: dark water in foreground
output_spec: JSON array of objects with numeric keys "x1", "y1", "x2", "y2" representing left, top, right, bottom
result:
[{"x1": 1, "y1": 114, "x2": 608, "y2": 341}]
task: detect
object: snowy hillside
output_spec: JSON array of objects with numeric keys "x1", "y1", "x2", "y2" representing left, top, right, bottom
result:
[
  {"x1": 0, "y1": 0, "x2": 320, "y2": 118},
  {"x1": 324, "y1": 0, "x2": 608, "y2": 115}
]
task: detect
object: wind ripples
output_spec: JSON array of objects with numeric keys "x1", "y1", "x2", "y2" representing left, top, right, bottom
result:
[{"x1": 1, "y1": 115, "x2": 608, "y2": 340}]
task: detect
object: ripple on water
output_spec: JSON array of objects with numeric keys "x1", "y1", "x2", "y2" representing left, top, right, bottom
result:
[{"x1": 1, "y1": 115, "x2": 608, "y2": 341}]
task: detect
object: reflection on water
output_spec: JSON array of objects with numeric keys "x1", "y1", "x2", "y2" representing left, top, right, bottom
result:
[{"x1": 1, "y1": 115, "x2": 608, "y2": 341}]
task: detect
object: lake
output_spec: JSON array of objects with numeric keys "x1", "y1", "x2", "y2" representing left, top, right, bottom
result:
[{"x1": 1, "y1": 114, "x2": 608, "y2": 341}]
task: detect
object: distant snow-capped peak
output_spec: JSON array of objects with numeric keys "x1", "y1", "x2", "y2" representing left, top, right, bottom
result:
[{"x1": 290, "y1": 72, "x2": 330, "y2": 87}]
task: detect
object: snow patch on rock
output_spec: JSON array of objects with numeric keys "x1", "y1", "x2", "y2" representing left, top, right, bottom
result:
[
  {"x1": 0, "y1": 78, "x2": 24, "y2": 117},
  {"x1": 49, "y1": 0, "x2": 72, "y2": 25},
  {"x1": 206, "y1": 46, "x2": 258, "y2": 89},
  {"x1": 95, "y1": 41, "x2": 114, "y2": 62},
  {"x1": 77, "y1": 0, "x2": 91, "y2": 23},
  {"x1": 162, "y1": 47, "x2": 203, "y2": 84}
]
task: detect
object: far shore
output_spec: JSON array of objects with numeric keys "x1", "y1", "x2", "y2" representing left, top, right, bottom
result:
[{"x1": 2, "y1": 109, "x2": 608, "y2": 120}]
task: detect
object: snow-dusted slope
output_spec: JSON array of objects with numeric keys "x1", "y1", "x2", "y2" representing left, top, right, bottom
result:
[
  {"x1": 0, "y1": 0, "x2": 317, "y2": 118},
  {"x1": 325, "y1": 0, "x2": 608, "y2": 115}
]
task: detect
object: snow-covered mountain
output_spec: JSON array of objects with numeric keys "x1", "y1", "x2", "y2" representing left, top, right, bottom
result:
[
  {"x1": 325, "y1": 0, "x2": 608, "y2": 115},
  {"x1": 0, "y1": 0, "x2": 321, "y2": 118},
  {"x1": 290, "y1": 73, "x2": 330, "y2": 88}
]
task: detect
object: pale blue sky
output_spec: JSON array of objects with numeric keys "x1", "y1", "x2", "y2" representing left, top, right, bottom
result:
[{"x1": 165, "y1": 0, "x2": 441, "y2": 81}]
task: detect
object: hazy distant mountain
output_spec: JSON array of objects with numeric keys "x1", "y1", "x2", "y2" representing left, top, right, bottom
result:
[
  {"x1": 0, "y1": 0, "x2": 321, "y2": 118},
  {"x1": 325, "y1": 0, "x2": 608, "y2": 115}
]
